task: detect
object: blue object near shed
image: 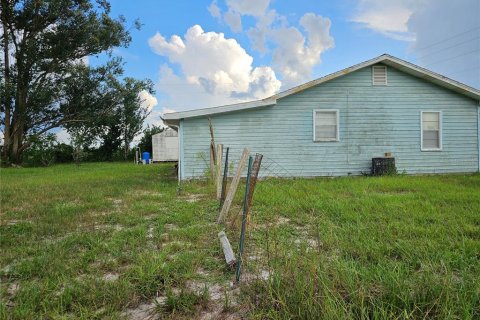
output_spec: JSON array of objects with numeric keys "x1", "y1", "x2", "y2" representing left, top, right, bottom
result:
[{"x1": 142, "y1": 152, "x2": 151, "y2": 164}]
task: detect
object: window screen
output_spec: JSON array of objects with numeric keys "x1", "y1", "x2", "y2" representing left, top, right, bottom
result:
[
  {"x1": 314, "y1": 110, "x2": 338, "y2": 141},
  {"x1": 422, "y1": 112, "x2": 441, "y2": 150}
]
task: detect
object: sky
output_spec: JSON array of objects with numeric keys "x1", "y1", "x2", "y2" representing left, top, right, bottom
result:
[{"x1": 60, "y1": 0, "x2": 480, "y2": 141}]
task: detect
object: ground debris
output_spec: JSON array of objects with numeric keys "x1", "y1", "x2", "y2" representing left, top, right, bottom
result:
[
  {"x1": 164, "y1": 223, "x2": 178, "y2": 231},
  {"x1": 7, "y1": 283, "x2": 20, "y2": 296},
  {"x1": 121, "y1": 301, "x2": 160, "y2": 320},
  {"x1": 102, "y1": 273, "x2": 119, "y2": 282},
  {"x1": 178, "y1": 193, "x2": 206, "y2": 203},
  {"x1": 3, "y1": 219, "x2": 33, "y2": 226}
]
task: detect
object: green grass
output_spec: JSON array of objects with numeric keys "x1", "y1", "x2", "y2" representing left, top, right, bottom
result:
[{"x1": 0, "y1": 163, "x2": 479, "y2": 319}]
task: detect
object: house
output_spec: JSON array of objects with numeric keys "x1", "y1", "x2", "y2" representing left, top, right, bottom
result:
[
  {"x1": 163, "y1": 54, "x2": 480, "y2": 180},
  {"x1": 152, "y1": 128, "x2": 179, "y2": 162}
]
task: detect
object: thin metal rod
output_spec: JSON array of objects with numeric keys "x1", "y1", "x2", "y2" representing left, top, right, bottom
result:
[{"x1": 236, "y1": 155, "x2": 253, "y2": 283}]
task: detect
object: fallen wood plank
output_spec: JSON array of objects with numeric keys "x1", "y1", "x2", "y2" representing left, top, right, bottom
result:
[
  {"x1": 216, "y1": 144, "x2": 223, "y2": 199},
  {"x1": 218, "y1": 231, "x2": 236, "y2": 268},
  {"x1": 217, "y1": 148, "x2": 249, "y2": 223}
]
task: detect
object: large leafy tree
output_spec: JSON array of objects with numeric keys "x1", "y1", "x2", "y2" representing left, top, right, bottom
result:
[
  {"x1": 66, "y1": 77, "x2": 154, "y2": 161},
  {"x1": 118, "y1": 78, "x2": 154, "y2": 160},
  {"x1": 0, "y1": 0, "x2": 134, "y2": 164}
]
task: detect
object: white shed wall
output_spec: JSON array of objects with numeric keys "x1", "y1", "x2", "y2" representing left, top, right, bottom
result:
[{"x1": 152, "y1": 129, "x2": 179, "y2": 162}]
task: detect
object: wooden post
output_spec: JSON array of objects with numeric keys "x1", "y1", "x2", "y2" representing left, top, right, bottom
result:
[
  {"x1": 217, "y1": 148, "x2": 249, "y2": 223},
  {"x1": 236, "y1": 156, "x2": 253, "y2": 282},
  {"x1": 216, "y1": 144, "x2": 223, "y2": 199},
  {"x1": 247, "y1": 154, "x2": 263, "y2": 207},
  {"x1": 220, "y1": 147, "x2": 229, "y2": 208},
  {"x1": 208, "y1": 118, "x2": 216, "y2": 180},
  {"x1": 218, "y1": 231, "x2": 236, "y2": 268}
]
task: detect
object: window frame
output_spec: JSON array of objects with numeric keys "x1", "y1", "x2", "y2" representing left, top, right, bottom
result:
[
  {"x1": 420, "y1": 110, "x2": 443, "y2": 151},
  {"x1": 313, "y1": 109, "x2": 340, "y2": 142},
  {"x1": 372, "y1": 65, "x2": 388, "y2": 86}
]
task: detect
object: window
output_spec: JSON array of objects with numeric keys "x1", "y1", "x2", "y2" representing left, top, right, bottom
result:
[
  {"x1": 313, "y1": 110, "x2": 339, "y2": 142},
  {"x1": 372, "y1": 66, "x2": 387, "y2": 85},
  {"x1": 421, "y1": 111, "x2": 442, "y2": 151}
]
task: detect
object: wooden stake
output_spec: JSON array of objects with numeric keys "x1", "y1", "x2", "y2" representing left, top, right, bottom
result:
[
  {"x1": 220, "y1": 147, "x2": 230, "y2": 208},
  {"x1": 218, "y1": 231, "x2": 236, "y2": 268},
  {"x1": 247, "y1": 154, "x2": 263, "y2": 207},
  {"x1": 216, "y1": 144, "x2": 223, "y2": 199},
  {"x1": 236, "y1": 156, "x2": 253, "y2": 282},
  {"x1": 208, "y1": 118, "x2": 216, "y2": 180},
  {"x1": 217, "y1": 148, "x2": 249, "y2": 223}
]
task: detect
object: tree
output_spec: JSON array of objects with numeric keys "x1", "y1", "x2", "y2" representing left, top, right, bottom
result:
[
  {"x1": 137, "y1": 125, "x2": 164, "y2": 154},
  {"x1": 0, "y1": 0, "x2": 134, "y2": 164},
  {"x1": 66, "y1": 77, "x2": 154, "y2": 161},
  {"x1": 118, "y1": 78, "x2": 154, "y2": 160},
  {"x1": 23, "y1": 133, "x2": 57, "y2": 166}
]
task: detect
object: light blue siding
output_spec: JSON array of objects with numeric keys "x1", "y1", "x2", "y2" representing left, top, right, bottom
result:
[
  {"x1": 179, "y1": 119, "x2": 185, "y2": 180},
  {"x1": 181, "y1": 64, "x2": 479, "y2": 179}
]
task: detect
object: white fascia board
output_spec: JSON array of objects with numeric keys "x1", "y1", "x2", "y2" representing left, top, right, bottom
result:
[{"x1": 162, "y1": 98, "x2": 277, "y2": 121}]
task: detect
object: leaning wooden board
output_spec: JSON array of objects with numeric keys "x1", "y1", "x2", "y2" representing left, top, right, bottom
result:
[{"x1": 217, "y1": 148, "x2": 249, "y2": 223}]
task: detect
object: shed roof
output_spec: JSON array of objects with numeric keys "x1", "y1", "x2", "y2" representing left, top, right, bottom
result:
[{"x1": 163, "y1": 54, "x2": 480, "y2": 125}]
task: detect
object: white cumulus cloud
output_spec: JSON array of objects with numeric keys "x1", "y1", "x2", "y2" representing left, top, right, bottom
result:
[
  {"x1": 208, "y1": 0, "x2": 221, "y2": 18},
  {"x1": 226, "y1": 0, "x2": 271, "y2": 17},
  {"x1": 208, "y1": 0, "x2": 271, "y2": 32},
  {"x1": 209, "y1": 1, "x2": 334, "y2": 89},
  {"x1": 275, "y1": 14, "x2": 334, "y2": 87},
  {"x1": 249, "y1": 12, "x2": 334, "y2": 88},
  {"x1": 149, "y1": 25, "x2": 281, "y2": 111},
  {"x1": 138, "y1": 90, "x2": 158, "y2": 112},
  {"x1": 224, "y1": 10, "x2": 242, "y2": 32},
  {"x1": 351, "y1": 0, "x2": 420, "y2": 41}
]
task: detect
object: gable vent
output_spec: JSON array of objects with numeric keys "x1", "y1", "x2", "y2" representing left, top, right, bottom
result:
[{"x1": 372, "y1": 66, "x2": 387, "y2": 85}]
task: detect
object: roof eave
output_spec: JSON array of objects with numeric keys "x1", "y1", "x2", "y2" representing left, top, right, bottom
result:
[
  {"x1": 160, "y1": 54, "x2": 479, "y2": 125},
  {"x1": 272, "y1": 54, "x2": 480, "y2": 101},
  {"x1": 162, "y1": 98, "x2": 277, "y2": 121}
]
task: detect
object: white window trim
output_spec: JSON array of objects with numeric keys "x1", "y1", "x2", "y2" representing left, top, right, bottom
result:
[
  {"x1": 372, "y1": 65, "x2": 388, "y2": 86},
  {"x1": 313, "y1": 109, "x2": 340, "y2": 142},
  {"x1": 420, "y1": 110, "x2": 443, "y2": 151}
]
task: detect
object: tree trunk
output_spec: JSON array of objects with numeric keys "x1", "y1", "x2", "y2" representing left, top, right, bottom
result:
[
  {"x1": 124, "y1": 127, "x2": 129, "y2": 160},
  {"x1": 1, "y1": 17, "x2": 11, "y2": 163},
  {"x1": 10, "y1": 86, "x2": 27, "y2": 164}
]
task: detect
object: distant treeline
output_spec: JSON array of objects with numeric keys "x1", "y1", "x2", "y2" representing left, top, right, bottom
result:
[{"x1": 19, "y1": 125, "x2": 164, "y2": 167}]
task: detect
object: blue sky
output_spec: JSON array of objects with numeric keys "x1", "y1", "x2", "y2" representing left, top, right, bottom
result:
[{"x1": 90, "y1": 0, "x2": 479, "y2": 126}]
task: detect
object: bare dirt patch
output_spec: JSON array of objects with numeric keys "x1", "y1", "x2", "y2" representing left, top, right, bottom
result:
[
  {"x1": 102, "y1": 273, "x2": 119, "y2": 282},
  {"x1": 93, "y1": 224, "x2": 124, "y2": 231},
  {"x1": 2, "y1": 219, "x2": 33, "y2": 226},
  {"x1": 121, "y1": 301, "x2": 160, "y2": 320},
  {"x1": 276, "y1": 216, "x2": 291, "y2": 225},
  {"x1": 164, "y1": 223, "x2": 178, "y2": 231},
  {"x1": 178, "y1": 193, "x2": 206, "y2": 203}
]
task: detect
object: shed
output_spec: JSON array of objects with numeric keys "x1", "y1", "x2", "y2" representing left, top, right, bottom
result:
[
  {"x1": 163, "y1": 54, "x2": 480, "y2": 180},
  {"x1": 152, "y1": 128, "x2": 179, "y2": 162}
]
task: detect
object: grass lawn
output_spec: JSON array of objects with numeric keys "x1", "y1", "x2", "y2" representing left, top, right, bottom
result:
[{"x1": 0, "y1": 162, "x2": 479, "y2": 319}]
